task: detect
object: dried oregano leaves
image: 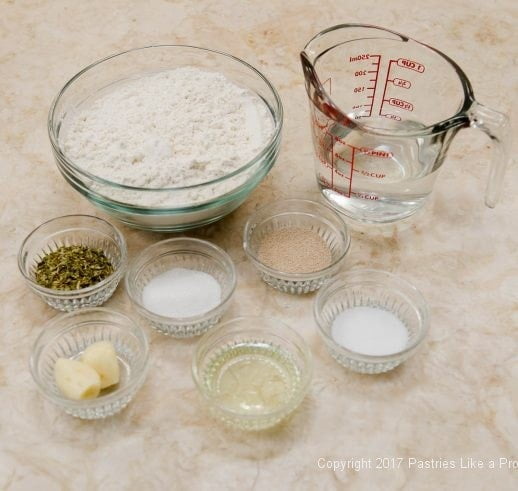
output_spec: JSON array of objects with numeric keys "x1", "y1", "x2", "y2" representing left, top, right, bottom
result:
[{"x1": 34, "y1": 245, "x2": 114, "y2": 290}]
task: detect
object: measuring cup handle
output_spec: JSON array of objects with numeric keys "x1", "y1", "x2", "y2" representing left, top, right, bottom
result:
[{"x1": 468, "y1": 102, "x2": 511, "y2": 208}]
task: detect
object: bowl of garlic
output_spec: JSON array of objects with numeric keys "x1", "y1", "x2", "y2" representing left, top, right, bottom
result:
[{"x1": 30, "y1": 308, "x2": 149, "y2": 419}]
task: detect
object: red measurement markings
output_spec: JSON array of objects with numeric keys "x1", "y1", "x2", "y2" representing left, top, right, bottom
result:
[
  {"x1": 312, "y1": 115, "x2": 329, "y2": 131},
  {"x1": 334, "y1": 143, "x2": 354, "y2": 197},
  {"x1": 317, "y1": 152, "x2": 333, "y2": 170},
  {"x1": 326, "y1": 135, "x2": 355, "y2": 197},
  {"x1": 334, "y1": 151, "x2": 350, "y2": 164},
  {"x1": 379, "y1": 57, "x2": 423, "y2": 117},
  {"x1": 351, "y1": 191, "x2": 379, "y2": 200},
  {"x1": 315, "y1": 53, "x2": 402, "y2": 197},
  {"x1": 319, "y1": 175, "x2": 331, "y2": 187},
  {"x1": 319, "y1": 175, "x2": 336, "y2": 193},
  {"x1": 397, "y1": 58, "x2": 425, "y2": 73},
  {"x1": 320, "y1": 139, "x2": 394, "y2": 196},
  {"x1": 321, "y1": 79, "x2": 333, "y2": 190},
  {"x1": 312, "y1": 77, "x2": 332, "y2": 132},
  {"x1": 319, "y1": 175, "x2": 350, "y2": 198},
  {"x1": 379, "y1": 59, "x2": 395, "y2": 116},
  {"x1": 388, "y1": 98, "x2": 413, "y2": 111},
  {"x1": 333, "y1": 164, "x2": 350, "y2": 180},
  {"x1": 365, "y1": 55, "x2": 381, "y2": 117},
  {"x1": 349, "y1": 54, "x2": 371, "y2": 62},
  {"x1": 349, "y1": 54, "x2": 381, "y2": 118},
  {"x1": 392, "y1": 77, "x2": 411, "y2": 89},
  {"x1": 348, "y1": 146, "x2": 355, "y2": 196},
  {"x1": 383, "y1": 113, "x2": 401, "y2": 121},
  {"x1": 333, "y1": 134, "x2": 348, "y2": 146},
  {"x1": 357, "y1": 147, "x2": 394, "y2": 158},
  {"x1": 359, "y1": 170, "x2": 386, "y2": 178}
]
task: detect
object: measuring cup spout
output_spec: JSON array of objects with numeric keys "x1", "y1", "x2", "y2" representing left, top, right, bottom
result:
[
  {"x1": 300, "y1": 50, "x2": 319, "y2": 102},
  {"x1": 300, "y1": 50, "x2": 321, "y2": 107},
  {"x1": 468, "y1": 102, "x2": 511, "y2": 208},
  {"x1": 300, "y1": 50, "x2": 351, "y2": 128}
]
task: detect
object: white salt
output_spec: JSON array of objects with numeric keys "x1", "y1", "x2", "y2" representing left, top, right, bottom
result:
[
  {"x1": 330, "y1": 306, "x2": 409, "y2": 356},
  {"x1": 142, "y1": 267, "x2": 221, "y2": 318}
]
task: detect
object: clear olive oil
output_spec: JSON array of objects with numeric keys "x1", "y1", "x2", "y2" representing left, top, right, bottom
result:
[{"x1": 202, "y1": 341, "x2": 301, "y2": 415}]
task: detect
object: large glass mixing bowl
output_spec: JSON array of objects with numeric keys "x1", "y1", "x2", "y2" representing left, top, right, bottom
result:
[{"x1": 48, "y1": 46, "x2": 283, "y2": 232}]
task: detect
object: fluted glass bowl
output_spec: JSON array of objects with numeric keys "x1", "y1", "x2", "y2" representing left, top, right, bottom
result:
[
  {"x1": 18, "y1": 215, "x2": 127, "y2": 312},
  {"x1": 30, "y1": 308, "x2": 149, "y2": 419},
  {"x1": 243, "y1": 199, "x2": 350, "y2": 294},
  {"x1": 125, "y1": 238, "x2": 236, "y2": 338},
  {"x1": 48, "y1": 45, "x2": 283, "y2": 232},
  {"x1": 314, "y1": 269, "x2": 430, "y2": 374},
  {"x1": 192, "y1": 317, "x2": 313, "y2": 431}
]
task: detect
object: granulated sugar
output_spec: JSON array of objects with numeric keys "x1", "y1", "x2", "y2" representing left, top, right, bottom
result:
[
  {"x1": 61, "y1": 67, "x2": 274, "y2": 206},
  {"x1": 142, "y1": 267, "x2": 221, "y2": 318},
  {"x1": 257, "y1": 227, "x2": 332, "y2": 273}
]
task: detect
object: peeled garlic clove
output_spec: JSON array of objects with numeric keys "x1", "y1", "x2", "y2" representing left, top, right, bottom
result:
[
  {"x1": 81, "y1": 341, "x2": 120, "y2": 389},
  {"x1": 54, "y1": 358, "x2": 101, "y2": 400}
]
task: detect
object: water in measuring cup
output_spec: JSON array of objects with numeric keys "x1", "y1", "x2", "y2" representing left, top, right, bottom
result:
[{"x1": 317, "y1": 116, "x2": 444, "y2": 223}]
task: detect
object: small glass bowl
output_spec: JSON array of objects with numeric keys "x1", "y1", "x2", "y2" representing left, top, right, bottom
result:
[
  {"x1": 314, "y1": 269, "x2": 430, "y2": 374},
  {"x1": 192, "y1": 317, "x2": 313, "y2": 431},
  {"x1": 243, "y1": 199, "x2": 350, "y2": 294},
  {"x1": 30, "y1": 308, "x2": 149, "y2": 419},
  {"x1": 18, "y1": 215, "x2": 127, "y2": 312},
  {"x1": 125, "y1": 238, "x2": 236, "y2": 338}
]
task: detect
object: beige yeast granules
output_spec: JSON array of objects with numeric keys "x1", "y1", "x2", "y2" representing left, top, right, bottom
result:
[{"x1": 257, "y1": 227, "x2": 333, "y2": 273}]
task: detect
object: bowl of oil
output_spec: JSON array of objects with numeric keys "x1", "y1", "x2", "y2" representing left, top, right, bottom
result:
[{"x1": 192, "y1": 316, "x2": 312, "y2": 431}]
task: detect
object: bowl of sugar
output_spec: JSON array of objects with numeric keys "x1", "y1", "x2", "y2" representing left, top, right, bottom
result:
[
  {"x1": 125, "y1": 238, "x2": 236, "y2": 338},
  {"x1": 314, "y1": 269, "x2": 429, "y2": 374},
  {"x1": 48, "y1": 46, "x2": 283, "y2": 232}
]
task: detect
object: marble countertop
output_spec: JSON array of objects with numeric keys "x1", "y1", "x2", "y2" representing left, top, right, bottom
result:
[{"x1": 1, "y1": 0, "x2": 517, "y2": 489}]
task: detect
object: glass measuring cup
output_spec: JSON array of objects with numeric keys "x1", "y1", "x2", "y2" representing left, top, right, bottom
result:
[{"x1": 301, "y1": 24, "x2": 511, "y2": 223}]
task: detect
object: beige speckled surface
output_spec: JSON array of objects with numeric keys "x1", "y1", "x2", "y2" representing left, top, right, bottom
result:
[{"x1": 1, "y1": 0, "x2": 517, "y2": 489}]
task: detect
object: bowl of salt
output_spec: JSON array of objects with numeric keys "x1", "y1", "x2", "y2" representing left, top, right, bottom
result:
[
  {"x1": 125, "y1": 238, "x2": 236, "y2": 338},
  {"x1": 314, "y1": 269, "x2": 430, "y2": 374}
]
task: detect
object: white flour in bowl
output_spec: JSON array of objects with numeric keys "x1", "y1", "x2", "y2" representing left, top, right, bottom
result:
[{"x1": 60, "y1": 66, "x2": 274, "y2": 207}]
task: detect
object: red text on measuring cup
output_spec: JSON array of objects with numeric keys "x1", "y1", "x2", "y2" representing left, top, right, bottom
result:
[
  {"x1": 396, "y1": 58, "x2": 425, "y2": 73},
  {"x1": 388, "y1": 98, "x2": 414, "y2": 111},
  {"x1": 392, "y1": 78, "x2": 411, "y2": 89}
]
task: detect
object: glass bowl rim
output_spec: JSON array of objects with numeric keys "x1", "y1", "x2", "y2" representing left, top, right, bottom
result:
[
  {"x1": 17, "y1": 214, "x2": 128, "y2": 296},
  {"x1": 29, "y1": 307, "x2": 149, "y2": 407},
  {"x1": 314, "y1": 268, "x2": 430, "y2": 361},
  {"x1": 125, "y1": 237, "x2": 237, "y2": 323},
  {"x1": 57, "y1": 162, "x2": 275, "y2": 214},
  {"x1": 47, "y1": 44, "x2": 284, "y2": 192},
  {"x1": 243, "y1": 198, "x2": 351, "y2": 279},
  {"x1": 191, "y1": 315, "x2": 313, "y2": 420}
]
